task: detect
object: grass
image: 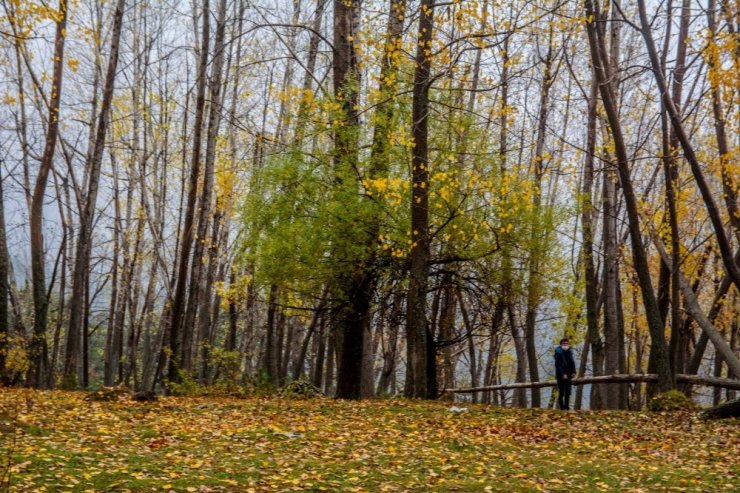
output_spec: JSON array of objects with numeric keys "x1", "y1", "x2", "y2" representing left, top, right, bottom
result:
[{"x1": 0, "y1": 389, "x2": 737, "y2": 492}]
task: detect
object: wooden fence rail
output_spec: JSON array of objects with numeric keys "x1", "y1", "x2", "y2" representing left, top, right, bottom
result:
[{"x1": 444, "y1": 374, "x2": 740, "y2": 394}]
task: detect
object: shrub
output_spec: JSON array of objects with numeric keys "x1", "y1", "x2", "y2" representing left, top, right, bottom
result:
[
  {"x1": 3, "y1": 335, "x2": 30, "y2": 383},
  {"x1": 166, "y1": 373, "x2": 201, "y2": 397},
  {"x1": 211, "y1": 349, "x2": 241, "y2": 383},
  {"x1": 279, "y1": 379, "x2": 323, "y2": 399},
  {"x1": 647, "y1": 390, "x2": 698, "y2": 412},
  {"x1": 167, "y1": 371, "x2": 261, "y2": 399}
]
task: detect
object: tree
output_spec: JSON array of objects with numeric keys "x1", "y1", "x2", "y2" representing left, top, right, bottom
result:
[
  {"x1": 63, "y1": 0, "x2": 126, "y2": 389},
  {"x1": 332, "y1": 0, "x2": 367, "y2": 399},
  {"x1": 636, "y1": 0, "x2": 740, "y2": 292},
  {"x1": 167, "y1": 0, "x2": 212, "y2": 386},
  {"x1": 584, "y1": 0, "x2": 673, "y2": 393},
  {"x1": 27, "y1": 0, "x2": 69, "y2": 388},
  {"x1": 0, "y1": 166, "x2": 9, "y2": 385},
  {"x1": 405, "y1": 0, "x2": 435, "y2": 399}
]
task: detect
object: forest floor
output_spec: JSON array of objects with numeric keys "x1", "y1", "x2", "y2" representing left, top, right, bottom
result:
[{"x1": 0, "y1": 389, "x2": 737, "y2": 492}]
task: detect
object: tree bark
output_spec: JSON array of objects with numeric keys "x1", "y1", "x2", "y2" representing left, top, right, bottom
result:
[{"x1": 508, "y1": 303, "x2": 528, "y2": 407}]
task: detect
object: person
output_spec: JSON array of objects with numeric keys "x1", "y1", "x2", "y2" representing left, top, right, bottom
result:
[{"x1": 554, "y1": 338, "x2": 576, "y2": 410}]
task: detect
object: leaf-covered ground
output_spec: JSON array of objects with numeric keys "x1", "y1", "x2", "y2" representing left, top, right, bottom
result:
[{"x1": 0, "y1": 389, "x2": 737, "y2": 492}]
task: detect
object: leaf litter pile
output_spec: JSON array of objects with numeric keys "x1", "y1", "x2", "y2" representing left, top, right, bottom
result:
[{"x1": 0, "y1": 389, "x2": 737, "y2": 492}]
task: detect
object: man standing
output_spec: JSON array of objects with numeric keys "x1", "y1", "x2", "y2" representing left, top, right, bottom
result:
[{"x1": 554, "y1": 338, "x2": 576, "y2": 410}]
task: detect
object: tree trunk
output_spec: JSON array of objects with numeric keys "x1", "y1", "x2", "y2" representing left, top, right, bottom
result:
[
  {"x1": 0, "y1": 168, "x2": 9, "y2": 385},
  {"x1": 436, "y1": 277, "x2": 455, "y2": 394},
  {"x1": 524, "y1": 24, "x2": 556, "y2": 408},
  {"x1": 294, "y1": 0, "x2": 327, "y2": 145},
  {"x1": 104, "y1": 154, "x2": 122, "y2": 386},
  {"x1": 603, "y1": 161, "x2": 620, "y2": 409},
  {"x1": 312, "y1": 315, "x2": 326, "y2": 389},
  {"x1": 615, "y1": 267, "x2": 629, "y2": 408},
  {"x1": 262, "y1": 285, "x2": 280, "y2": 386},
  {"x1": 123, "y1": 198, "x2": 145, "y2": 387},
  {"x1": 405, "y1": 0, "x2": 434, "y2": 399},
  {"x1": 341, "y1": 0, "x2": 407, "y2": 398},
  {"x1": 482, "y1": 301, "x2": 504, "y2": 405},
  {"x1": 292, "y1": 304, "x2": 323, "y2": 381},
  {"x1": 585, "y1": 0, "x2": 673, "y2": 392},
  {"x1": 332, "y1": 0, "x2": 367, "y2": 400},
  {"x1": 184, "y1": 0, "x2": 228, "y2": 377},
  {"x1": 703, "y1": 398, "x2": 740, "y2": 420},
  {"x1": 225, "y1": 268, "x2": 239, "y2": 353},
  {"x1": 662, "y1": 0, "x2": 690, "y2": 378},
  {"x1": 167, "y1": 0, "x2": 211, "y2": 385},
  {"x1": 48, "y1": 171, "x2": 70, "y2": 387},
  {"x1": 324, "y1": 328, "x2": 336, "y2": 395},
  {"x1": 459, "y1": 289, "x2": 478, "y2": 403},
  {"x1": 378, "y1": 290, "x2": 402, "y2": 395},
  {"x1": 28, "y1": 0, "x2": 68, "y2": 388},
  {"x1": 601, "y1": 7, "x2": 623, "y2": 410},
  {"x1": 684, "y1": 250, "x2": 736, "y2": 377},
  {"x1": 508, "y1": 304, "x2": 528, "y2": 407},
  {"x1": 63, "y1": 0, "x2": 126, "y2": 389},
  {"x1": 580, "y1": 74, "x2": 603, "y2": 409}
]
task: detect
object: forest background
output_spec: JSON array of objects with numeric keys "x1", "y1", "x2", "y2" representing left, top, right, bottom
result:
[{"x1": 0, "y1": 0, "x2": 738, "y2": 411}]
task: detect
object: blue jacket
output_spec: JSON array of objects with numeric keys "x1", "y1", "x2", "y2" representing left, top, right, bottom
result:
[{"x1": 554, "y1": 346, "x2": 576, "y2": 379}]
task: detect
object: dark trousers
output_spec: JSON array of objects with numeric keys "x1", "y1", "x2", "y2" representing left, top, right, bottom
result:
[{"x1": 557, "y1": 377, "x2": 572, "y2": 410}]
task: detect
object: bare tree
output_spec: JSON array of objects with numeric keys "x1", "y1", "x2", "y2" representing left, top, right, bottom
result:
[
  {"x1": 585, "y1": 0, "x2": 673, "y2": 392},
  {"x1": 63, "y1": 0, "x2": 126, "y2": 389},
  {"x1": 167, "y1": 0, "x2": 212, "y2": 386},
  {"x1": 636, "y1": 0, "x2": 740, "y2": 292},
  {"x1": 27, "y1": 0, "x2": 69, "y2": 388}
]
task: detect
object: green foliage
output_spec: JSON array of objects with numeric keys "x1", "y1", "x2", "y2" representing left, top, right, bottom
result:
[
  {"x1": 647, "y1": 390, "x2": 699, "y2": 412},
  {"x1": 164, "y1": 373, "x2": 201, "y2": 397}
]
